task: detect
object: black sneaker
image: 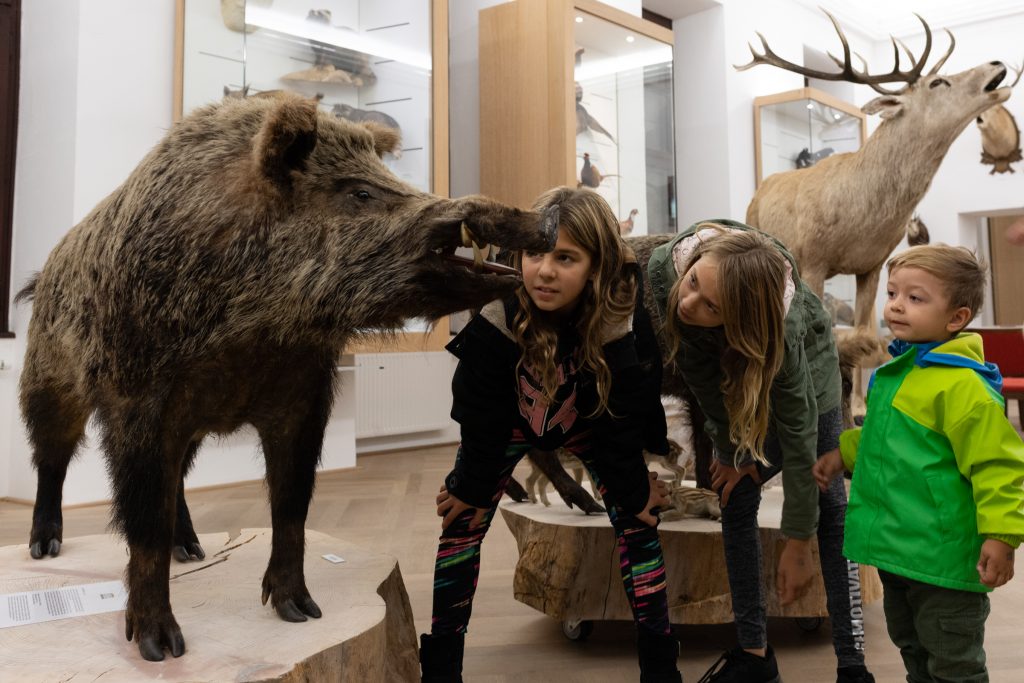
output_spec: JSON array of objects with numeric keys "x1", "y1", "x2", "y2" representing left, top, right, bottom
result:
[
  {"x1": 697, "y1": 645, "x2": 782, "y2": 683},
  {"x1": 837, "y1": 665, "x2": 875, "y2": 683}
]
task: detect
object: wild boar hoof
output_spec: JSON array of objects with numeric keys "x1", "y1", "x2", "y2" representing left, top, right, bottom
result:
[
  {"x1": 29, "y1": 537, "x2": 61, "y2": 559},
  {"x1": 125, "y1": 611, "x2": 185, "y2": 661},
  {"x1": 172, "y1": 542, "x2": 207, "y2": 563},
  {"x1": 272, "y1": 592, "x2": 323, "y2": 622}
]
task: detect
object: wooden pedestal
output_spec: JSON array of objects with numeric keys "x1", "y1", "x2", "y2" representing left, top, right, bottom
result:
[
  {"x1": 499, "y1": 485, "x2": 881, "y2": 625},
  {"x1": 0, "y1": 529, "x2": 418, "y2": 682}
]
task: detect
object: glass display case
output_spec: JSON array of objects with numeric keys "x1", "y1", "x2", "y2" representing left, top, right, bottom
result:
[
  {"x1": 753, "y1": 87, "x2": 865, "y2": 187},
  {"x1": 479, "y1": 0, "x2": 675, "y2": 235},
  {"x1": 753, "y1": 87, "x2": 867, "y2": 323},
  {"x1": 573, "y1": 10, "x2": 675, "y2": 234},
  {"x1": 175, "y1": 0, "x2": 450, "y2": 351},
  {"x1": 175, "y1": 0, "x2": 445, "y2": 194}
]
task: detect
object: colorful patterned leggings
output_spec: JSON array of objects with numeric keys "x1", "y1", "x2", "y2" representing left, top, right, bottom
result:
[{"x1": 431, "y1": 431, "x2": 671, "y2": 636}]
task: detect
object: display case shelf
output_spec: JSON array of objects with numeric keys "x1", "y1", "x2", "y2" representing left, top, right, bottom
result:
[{"x1": 480, "y1": 0, "x2": 676, "y2": 235}]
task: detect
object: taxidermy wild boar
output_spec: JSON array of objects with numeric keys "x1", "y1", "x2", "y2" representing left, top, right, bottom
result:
[
  {"x1": 977, "y1": 103, "x2": 1022, "y2": 173},
  {"x1": 16, "y1": 92, "x2": 557, "y2": 662}
]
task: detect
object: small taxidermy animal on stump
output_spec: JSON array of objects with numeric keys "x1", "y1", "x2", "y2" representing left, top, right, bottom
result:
[{"x1": 579, "y1": 152, "x2": 619, "y2": 188}]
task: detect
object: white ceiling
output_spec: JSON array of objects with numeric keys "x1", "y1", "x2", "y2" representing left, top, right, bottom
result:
[{"x1": 642, "y1": 0, "x2": 1024, "y2": 39}]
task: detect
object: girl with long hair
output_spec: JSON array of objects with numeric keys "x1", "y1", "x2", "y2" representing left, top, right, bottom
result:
[
  {"x1": 420, "y1": 187, "x2": 680, "y2": 683},
  {"x1": 647, "y1": 221, "x2": 874, "y2": 683}
]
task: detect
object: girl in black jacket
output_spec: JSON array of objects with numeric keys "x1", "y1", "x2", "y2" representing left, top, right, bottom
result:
[{"x1": 420, "y1": 187, "x2": 679, "y2": 683}]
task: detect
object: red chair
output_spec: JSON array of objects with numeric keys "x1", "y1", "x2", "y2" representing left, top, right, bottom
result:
[{"x1": 970, "y1": 326, "x2": 1024, "y2": 418}]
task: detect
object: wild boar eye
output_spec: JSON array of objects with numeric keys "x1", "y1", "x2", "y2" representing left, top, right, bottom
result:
[
  {"x1": 929, "y1": 78, "x2": 950, "y2": 89},
  {"x1": 354, "y1": 190, "x2": 371, "y2": 201}
]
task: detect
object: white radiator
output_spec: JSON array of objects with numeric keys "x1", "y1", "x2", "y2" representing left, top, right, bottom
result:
[{"x1": 353, "y1": 352, "x2": 456, "y2": 438}]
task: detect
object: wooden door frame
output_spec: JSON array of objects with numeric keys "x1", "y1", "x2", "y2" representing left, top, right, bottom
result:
[{"x1": 0, "y1": 0, "x2": 20, "y2": 337}]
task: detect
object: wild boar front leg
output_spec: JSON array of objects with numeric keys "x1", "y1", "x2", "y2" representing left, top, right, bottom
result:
[
  {"x1": 108, "y1": 419, "x2": 187, "y2": 661},
  {"x1": 254, "y1": 375, "x2": 332, "y2": 623}
]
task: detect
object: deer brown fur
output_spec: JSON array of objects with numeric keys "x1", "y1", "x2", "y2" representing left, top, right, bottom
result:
[{"x1": 16, "y1": 92, "x2": 556, "y2": 662}]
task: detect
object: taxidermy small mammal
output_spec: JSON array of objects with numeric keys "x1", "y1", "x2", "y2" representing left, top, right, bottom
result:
[{"x1": 16, "y1": 91, "x2": 557, "y2": 662}]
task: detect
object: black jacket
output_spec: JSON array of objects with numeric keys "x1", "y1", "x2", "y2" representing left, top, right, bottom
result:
[{"x1": 443, "y1": 267, "x2": 667, "y2": 516}]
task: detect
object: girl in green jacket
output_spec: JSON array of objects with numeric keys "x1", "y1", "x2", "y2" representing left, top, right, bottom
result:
[{"x1": 646, "y1": 220, "x2": 872, "y2": 683}]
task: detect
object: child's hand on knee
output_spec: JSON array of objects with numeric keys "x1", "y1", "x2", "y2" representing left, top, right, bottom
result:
[
  {"x1": 812, "y1": 449, "x2": 846, "y2": 492},
  {"x1": 436, "y1": 486, "x2": 489, "y2": 530},
  {"x1": 977, "y1": 538, "x2": 1015, "y2": 588},
  {"x1": 710, "y1": 459, "x2": 761, "y2": 508}
]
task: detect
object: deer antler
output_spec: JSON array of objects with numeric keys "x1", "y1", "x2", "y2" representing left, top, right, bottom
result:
[{"x1": 736, "y1": 10, "x2": 953, "y2": 95}]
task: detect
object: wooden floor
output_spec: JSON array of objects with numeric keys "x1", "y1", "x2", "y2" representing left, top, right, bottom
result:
[{"x1": 2, "y1": 411, "x2": 1024, "y2": 681}]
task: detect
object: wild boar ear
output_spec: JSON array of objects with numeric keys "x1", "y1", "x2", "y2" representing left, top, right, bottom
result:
[
  {"x1": 252, "y1": 95, "x2": 318, "y2": 186},
  {"x1": 361, "y1": 121, "x2": 402, "y2": 158},
  {"x1": 862, "y1": 95, "x2": 904, "y2": 120}
]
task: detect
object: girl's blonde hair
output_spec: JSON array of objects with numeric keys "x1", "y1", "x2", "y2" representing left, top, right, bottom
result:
[
  {"x1": 510, "y1": 187, "x2": 637, "y2": 415},
  {"x1": 664, "y1": 225, "x2": 787, "y2": 464}
]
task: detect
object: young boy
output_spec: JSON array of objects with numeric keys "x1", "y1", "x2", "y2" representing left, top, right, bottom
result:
[{"x1": 813, "y1": 244, "x2": 1024, "y2": 682}]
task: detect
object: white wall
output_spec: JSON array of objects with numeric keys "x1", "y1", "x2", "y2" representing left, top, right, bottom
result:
[{"x1": 887, "y1": 14, "x2": 1024, "y2": 323}]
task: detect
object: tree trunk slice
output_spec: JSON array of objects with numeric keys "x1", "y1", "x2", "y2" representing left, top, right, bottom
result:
[
  {"x1": 0, "y1": 529, "x2": 418, "y2": 682},
  {"x1": 499, "y1": 485, "x2": 881, "y2": 625}
]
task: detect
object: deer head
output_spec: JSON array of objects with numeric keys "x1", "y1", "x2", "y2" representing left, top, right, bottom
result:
[{"x1": 737, "y1": 12, "x2": 1013, "y2": 149}]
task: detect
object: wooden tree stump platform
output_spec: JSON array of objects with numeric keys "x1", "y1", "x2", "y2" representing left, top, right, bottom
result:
[
  {"x1": 0, "y1": 529, "x2": 418, "y2": 682},
  {"x1": 499, "y1": 484, "x2": 881, "y2": 626}
]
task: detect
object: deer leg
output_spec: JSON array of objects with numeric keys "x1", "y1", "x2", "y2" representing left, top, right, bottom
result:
[
  {"x1": 851, "y1": 267, "x2": 884, "y2": 418},
  {"x1": 854, "y1": 267, "x2": 883, "y2": 333},
  {"x1": 254, "y1": 372, "x2": 332, "y2": 624},
  {"x1": 801, "y1": 265, "x2": 828, "y2": 301},
  {"x1": 21, "y1": 379, "x2": 89, "y2": 560}
]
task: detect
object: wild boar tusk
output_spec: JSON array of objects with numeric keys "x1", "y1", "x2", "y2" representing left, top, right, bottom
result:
[
  {"x1": 460, "y1": 222, "x2": 474, "y2": 248},
  {"x1": 472, "y1": 241, "x2": 485, "y2": 270}
]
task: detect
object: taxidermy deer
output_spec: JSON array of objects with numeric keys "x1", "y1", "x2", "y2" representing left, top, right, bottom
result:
[{"x1": 740, "y1": 11, "x2": 1015, "y2": 330}]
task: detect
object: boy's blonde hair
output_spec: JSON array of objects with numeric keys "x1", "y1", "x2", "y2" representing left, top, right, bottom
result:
[
  {"x1": 664, "y1": 225, "x2": 787, "y2": 465},
  {"x1": 886, "y1": 244, "x2": 987, "y2": 329},
  {"x1": 511, "y1": 187, "x2": 637, "y2": 415}
]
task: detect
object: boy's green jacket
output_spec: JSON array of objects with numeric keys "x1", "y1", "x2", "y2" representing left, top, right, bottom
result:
[
  {"x1": 647, "y1": 219, "x2": 841, "y2": 539},
  {"x1": 840, "y1": 333, "x2": 1024, "y2": 592}
]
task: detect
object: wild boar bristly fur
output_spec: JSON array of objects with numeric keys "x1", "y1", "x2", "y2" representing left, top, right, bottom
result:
[{"x1": 18, "y1": 92, "x2": 555, "y2": 662}]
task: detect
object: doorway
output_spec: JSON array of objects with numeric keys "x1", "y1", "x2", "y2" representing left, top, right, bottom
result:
[{"x1": 988, "y1": 215, "x2": 1024, "y2": 325}]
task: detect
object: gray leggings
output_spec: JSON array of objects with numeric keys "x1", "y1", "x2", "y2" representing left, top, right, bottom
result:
[{"x1": 716, "y1": 406, "x2": 865, "y2": 668}]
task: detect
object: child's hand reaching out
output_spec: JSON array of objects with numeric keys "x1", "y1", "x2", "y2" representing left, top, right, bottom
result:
[
  {"x1": 812, "y1": 448, "x2": 846, "y2": 492},
  {"x1": 977, "y1": 538, "x2": 1015, "y2": 588}
]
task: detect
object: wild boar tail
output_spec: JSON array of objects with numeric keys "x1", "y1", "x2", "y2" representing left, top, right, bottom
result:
[{"x1": 14, "y1": 273, "x2": 40, "y2": 304}]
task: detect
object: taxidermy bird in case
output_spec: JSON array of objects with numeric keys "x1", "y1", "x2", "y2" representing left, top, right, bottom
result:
[
  {"x1": 579, "y1": 152, "x2": 619, "y2": 189},
  {"x1": 282, "y1": 10, "x2": 377, "y2": 86}
]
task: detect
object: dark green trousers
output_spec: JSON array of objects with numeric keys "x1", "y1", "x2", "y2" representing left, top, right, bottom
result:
[{"x1": 879, "y1": 570, "x2": 990, "y2": 683}]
